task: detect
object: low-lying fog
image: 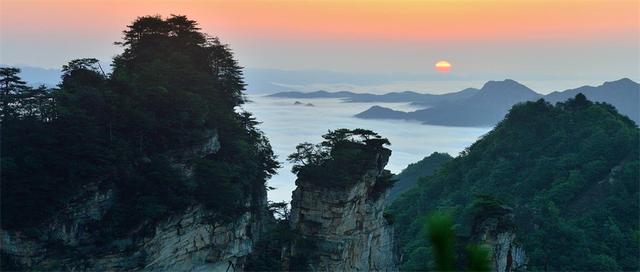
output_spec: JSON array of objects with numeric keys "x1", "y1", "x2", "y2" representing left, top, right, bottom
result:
[{"x1": 242, "y1": 95, "x2": 491, "y2": 203}]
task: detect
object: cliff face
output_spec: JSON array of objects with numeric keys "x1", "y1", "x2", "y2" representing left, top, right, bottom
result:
[
  {"x1": 288, "y1": 149, "x2": 397, "y2": 271},
  {"x1": 471, "y1": 206, "x2": 527, "y2": 272},
  {"x1": 1, "y1": 132, "x2": 268, "y2": 271}
]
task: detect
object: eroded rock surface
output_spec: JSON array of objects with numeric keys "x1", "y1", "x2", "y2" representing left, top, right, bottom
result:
[
  {"x1": 1, "y1": 132, "x2": 267, "y2": 271},
  {"x1": 289, "y1": 149, "x2": 397, "y2": 271}
]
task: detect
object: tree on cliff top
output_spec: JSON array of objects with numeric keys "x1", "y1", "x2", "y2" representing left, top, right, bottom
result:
[{"x1": 288, "y1": 128, "x2": 390, "y2": 188}]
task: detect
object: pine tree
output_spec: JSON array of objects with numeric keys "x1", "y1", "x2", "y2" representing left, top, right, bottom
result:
[{"x1": 0, "y1": 67, "x2": 28, "y2": 119}]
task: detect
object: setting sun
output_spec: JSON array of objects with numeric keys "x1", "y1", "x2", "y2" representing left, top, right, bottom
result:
[{"x1": 435, "y1": 60, "x2": 452, "y2": 72}]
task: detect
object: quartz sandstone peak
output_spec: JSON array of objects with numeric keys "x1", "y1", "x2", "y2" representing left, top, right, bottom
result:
[{"x1": 288, "y1": 148, "x2": 398, "y2": 271}]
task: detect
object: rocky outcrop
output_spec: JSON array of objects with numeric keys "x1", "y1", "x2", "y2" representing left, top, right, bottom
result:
[
  {"x1": 1, "y1": 132, "x2": 268, "y2": 271},
  {"x1": 2, "y1": 203, "x2": 263, "y2": 271},
  {"x1": 288, "y1": 149, "x2": 397, "y2": 271},
  {"x1": 471, "y1": 205, "x2": 527, "y2": 272}
]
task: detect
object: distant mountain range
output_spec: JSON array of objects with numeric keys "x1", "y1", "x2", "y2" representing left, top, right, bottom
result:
[
  {"x1": 544, "y1": 78, "x2": 639, "y2": 122},
  {"x1": 7, "y1": 64, "x2": 639, "y2": 126},
  {"x1": 270, "y1": 78, "x2": 640, "y2": 126},
  {"x1": 0, "y1": 65, "x2": 62, "y2": 87},
  {"x1": 269, "y1": 88, "x2": 479, "y2": 104},
  {"x1": 4, "y1": 64, "x2": 461, "y2": 94}
]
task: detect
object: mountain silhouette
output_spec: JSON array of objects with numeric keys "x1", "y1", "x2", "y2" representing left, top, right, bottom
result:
[
  {"x1": 356, "y1": 78, "x2": 639, "y2": 127},
  {"x1": 545, "y1": 78, "x2": 639, "y2": 122},
  {"x1": 269, "y1": 88, "x2": 479, "y2": 104}
]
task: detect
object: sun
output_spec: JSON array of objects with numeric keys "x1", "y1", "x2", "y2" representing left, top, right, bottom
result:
[{"x1": 435, "y1": 60, "x2": 452, "y2": 73}]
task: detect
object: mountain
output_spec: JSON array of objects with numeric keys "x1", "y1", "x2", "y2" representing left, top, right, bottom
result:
[
  {"x1": 356, "y1": 78, "x2": 640, "y2": 126},
  {"x1": 388, "y1": 152, "x2": 452, "y2": 200},
  {"x1": 408, "y1": 79, "x2": 541, "y2": 126},
  {"x1": 273, "y1": 80, "x2": 540, "y2": 127},
  {"x1": 461, "y1": 79, "x2": 542, "y2": 109},
  {"x1": 390, "y1": 94, "x2": 639, "y2": 270},
  {"x1": 268, "y1": 90, "x2": 357, "y2": 98},
  {"x1": 354, "y1": 105, "x2": 409, "y2": 119},
  {"x1": 409, "y1": 87, "x2": 479, "y2": 105},
  {"x1": 357, "y1": 79, "x2": 542, "y2": 127},
  {"x1": 1, "y1": 15, "x2": 279, "y2": 271},
  {"x1": 245, "y1": 129, "x2": 398, "y2": 271},
  {"x1": 286, "y1": 129, "x2": 397, "y2": 271},
  {"x1": 545, "y1": 78, "x2": 640, "y2": 122},
  {"x1": 268, "y1": 88, "x2": 479, "y2": 104}
]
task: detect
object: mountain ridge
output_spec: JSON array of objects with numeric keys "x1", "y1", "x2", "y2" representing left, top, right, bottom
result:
[
  {"x1": 353, "y1": 78, "x2": 639, "y2": 126},
  {"x1": 390, "y1": 94, "x2": 639, "y2": 270}
]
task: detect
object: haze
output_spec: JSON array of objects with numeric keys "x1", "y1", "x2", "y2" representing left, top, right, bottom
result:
[{"x1": 2, "y1": 0, "x2": 639, "y2": 84}]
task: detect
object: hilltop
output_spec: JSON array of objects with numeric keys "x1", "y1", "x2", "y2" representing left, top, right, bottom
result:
[{"x1": 390, "y1": 94, "x2": 639, "y2": 270}]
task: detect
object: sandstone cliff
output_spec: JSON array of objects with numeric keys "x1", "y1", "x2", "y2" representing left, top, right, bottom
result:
[
  {"x1": 288, "y1": 148, "x2": 397, "y2": 271},
  {"x1": 1, "y1": 132, "x2": 268, "y2": 271},
  {"x1": 470, "y1": 205, "x2": 527, "y2": 272}
]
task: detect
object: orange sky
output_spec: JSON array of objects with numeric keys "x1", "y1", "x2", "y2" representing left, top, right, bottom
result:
[
  {"x1": 1, "y1": 0, "x2": 638, "y2": 78},
  {"x1": 2, "y1": 0, "x2": 637, "y2": 41}
]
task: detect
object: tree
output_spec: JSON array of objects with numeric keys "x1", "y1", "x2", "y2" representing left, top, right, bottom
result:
[
  {"x1": 320, "y1": 128, "x2": 390, "y2": 148},
  {"x1": 268, "y1": 201, "x2": 290, "y2": 219},
  {"x1": 426, "y1": 212, "x2": 456, "y2": 271},
  {"x1": 61, "y1": 58, "x2": 104, "y2": 76},
  {"x1": 0, "y1": 67, "x2": 28, "y2": 119},
  {"x1": 287, "y1": 142, "x2": 328, "y2": 174},
  {"x1": 425, "y1": 212, "x2": 491, "y2": 271},
  {"x1": 19, "y1": 85, "x2": 54, "y2": 121},
  {"x1": 288, "y1": 129, "x2": 391, "y2": 189},
  {"x1": 1, "y1": 15, "x2": 280, "y2": 237}
]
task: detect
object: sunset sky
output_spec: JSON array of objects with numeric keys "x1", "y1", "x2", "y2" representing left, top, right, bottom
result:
[{"x1": 1, "y1": 0, "x2": 639, "y2": 81}]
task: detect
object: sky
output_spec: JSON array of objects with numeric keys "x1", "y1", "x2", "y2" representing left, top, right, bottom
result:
[{"x1": 1, "y1": 0, "x2": 639, "y2": 83}]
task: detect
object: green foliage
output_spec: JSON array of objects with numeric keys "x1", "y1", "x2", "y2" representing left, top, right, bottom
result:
[
  {"x1": 466, "y1": 244, "x2": 491, "y2": 272},
  {"x1": 424, "y1": 212, "x2": 491, "y2": 271},
  {"x1": 1, "y1": 67, "x2": 54, "y2": 121},
  {"x1": 390, "y1": 96, "x2": 640, "y2": 271},
  {"x1": 287, "y1": 128, "x2": 391, "y2": 189},
  {"x1": 389, "y1": 152, "x2": 452, "y2": 199},
  {"x1": 426, "y1": 212, "x2": 456, "y2": 271},
  {"x1": 1, "y1": 15, "x2": 279, "y2": 240},
  {"x1": 370, "y1": 170, "x2": 396, "y2": 200},
  {"x1": 467, "y1": 195, "x2": 510, "y2": 226},
  {"x1": 1, "y1": 67, "x2": 27, "y2": 118}
]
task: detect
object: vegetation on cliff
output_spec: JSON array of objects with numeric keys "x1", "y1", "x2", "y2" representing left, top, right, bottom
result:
[
  {"x1": 390, "y1": 95, "x2": 639, "y2": 270},
  {"x1": 1, "y1": 15, "x2": 279, "y2": 235},
  {"x1": 287, "y1": 128, "x2": 392, "y2": 189},
  {"x1": 425, "y1": 212, "x2": 491, "y2": 272},
  {"x1": 244, "y1": 129, "x2": 395, "y2": 271}
]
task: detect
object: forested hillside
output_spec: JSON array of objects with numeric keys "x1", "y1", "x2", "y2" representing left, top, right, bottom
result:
[
  {"x1": 390, "y1": 95, "x2": 639, "y2": 271},
  {"x1": 388, "y1": 152, "x2": 452, "y2": 200},
  {"x1": 1, "y1": 15, "x2": 278, "y2": 237}
]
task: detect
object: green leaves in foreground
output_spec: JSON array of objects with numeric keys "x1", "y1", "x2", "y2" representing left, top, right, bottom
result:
[
  {"x1": 425, "y1": 212, "x2": 490, "y2": 271},
  {"x1": 426, "y1": 213, "x2": 456, "y2": 271},
  {"x1": 466, "y1": 244, "x2": 491, "y2": 272}
]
